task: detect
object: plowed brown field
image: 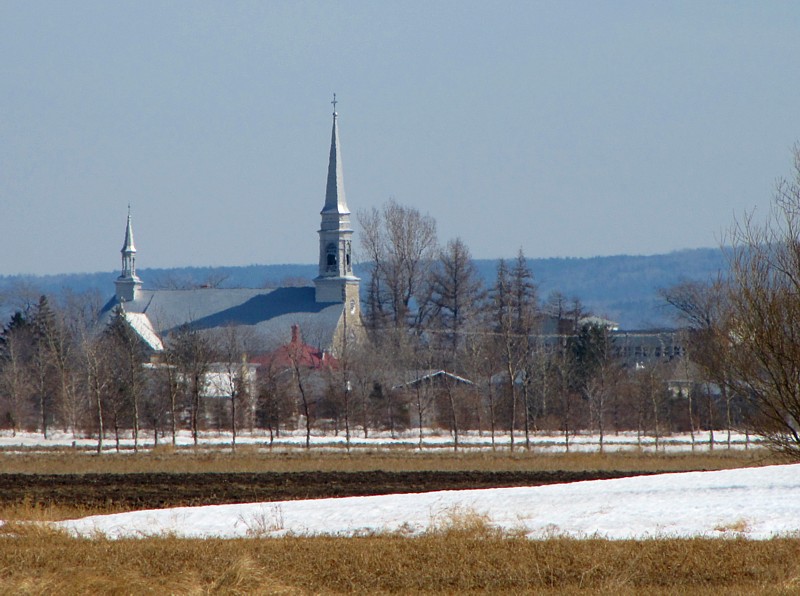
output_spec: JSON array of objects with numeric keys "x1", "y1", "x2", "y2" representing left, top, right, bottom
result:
[{"x1": 0, "y1": 470, "x2": 653, "y2": 510}]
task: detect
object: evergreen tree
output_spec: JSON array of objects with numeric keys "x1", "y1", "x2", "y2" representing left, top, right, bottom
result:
[
  {"x1": 0, "y1": 310, "x2": 35, "y2": 433},
  {"x1": 30, "y1": 296, "x2": 58, "y2": 438},
  {"x1": 487, "y1": 252, "x2": 541, "y2": 450},
  {"x1": 489, "y1": 259, "x2": 519, "y2": 448},
  {"x1": 567, "y1": 322, "x2": 620, "y2": 450},
  {"x1": 510, "y1": 250, "x2": 539, "y2": 447},
  {"x1": 428, "y1": 237, "x2": 486, "y2": 366}
]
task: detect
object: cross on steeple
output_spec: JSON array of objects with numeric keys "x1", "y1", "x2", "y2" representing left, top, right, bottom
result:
[{"x1": 331, "y1": 93, "x2": 337, "y2": 114}]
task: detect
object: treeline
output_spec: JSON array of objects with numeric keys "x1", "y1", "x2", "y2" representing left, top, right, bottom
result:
[
  {"x1": 347, "y1": 201, "x2": 741, "y2": 451},
  {"x1": 0, "y1": 201, "x2": 745, "y2": 452}
]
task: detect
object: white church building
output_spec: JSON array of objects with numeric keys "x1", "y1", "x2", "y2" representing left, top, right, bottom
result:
[{"x1": 99, "y1": 103, "x2": 362, "y2": 355}]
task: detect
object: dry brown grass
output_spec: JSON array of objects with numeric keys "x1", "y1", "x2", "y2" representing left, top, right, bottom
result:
[
  {"x1": 0, "y1": 445, "x2": 777, "y2": 475},
  {"x1": 0, "y1": 448, "x2": 792, "y2": 593},
  {"x1": 0, "y1": 524, "x2": 798, "y2": 594},
  {"x1": 0, "y1": 498, "x2": 123, "y2": 523}
]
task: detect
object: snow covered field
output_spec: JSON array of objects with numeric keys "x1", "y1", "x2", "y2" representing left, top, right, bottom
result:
[
  {"x1": 55, "y1": 464, "x2": 797, "y2": 541},
  {"x1": 0, "y1": 428, "x2": 760, "y2": 453},
  {"x1": 3, "y1": 428, "x2": 777, "y2": 542}
]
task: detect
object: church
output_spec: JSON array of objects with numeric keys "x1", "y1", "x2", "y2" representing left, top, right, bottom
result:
[{"x1": 99, "y1": 103, "x2": 362, "y2": 356}]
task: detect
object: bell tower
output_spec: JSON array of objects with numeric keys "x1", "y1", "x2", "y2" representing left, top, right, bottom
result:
[
  {"x1": 314, "y1": 96, "x2": 360, "y2": 306},
  {"x1": 115, "y1": 206, "x2": 142, "y2": 303}
]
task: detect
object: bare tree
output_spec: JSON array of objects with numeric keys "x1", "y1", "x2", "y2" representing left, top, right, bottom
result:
[
  {"x1": 487, "y1": 253, "x2": 539, "y2": 451},
  {"x1": 44, "y1": 299, "x2": 85, "y2": 437},
  {"x1": 626, "y1": 362, "x2": 669, "y2": 449},
  {"x1": 256, "y1": 355, "x2": 293, "y2": 446},
  {"x1": 212, "y1": 326, "x2": 256, "y2": 452},
  {"x1": 287, "y1": 330, "x2": 314, "y2": 449},
  {"x1": 461, "y1": 331, "x2": 496, "y2": 446},
  {"x1": 717, "y1": 149, "x2": 800, "y2": 456},
  {"x1": 553, "y1": 346, "x2": 579, "y2": 451},
  {"x1": 326, "y1": 305, "x2": 358, "y2": 451},
  {"x1": 357, "y1": 199, "x2": 438, "y2": 331},
  {"x1": 289, "y1": 349, "x2": 311, "y2": 449},
  {"x1": 81, "y1": 332, "x2": 112, "y2": 453},
  {"x1": 167, "y1": 324, "x2": 214, "y2": 446},
  {"x1": 405, "y1": 339, "x2": 437, "y2": 448},
  {"x1": 158, "y1": 351, "x2": 183, "y2": 446},
  {"x1": 440, "y1": 374, "x2": 462, "y2": 451},
  {"x1": 63, "y1": 289, "x2": 105, "y2": 438},
  {"x1": 661, "y1": 279, "x2": 733, "y2": 446},
  {"x1": 106, "y1": 307, "x2": 148, "y2": 452},
  {"x1": 347, "y1": 335, "x2": 384, "y2": 439}
]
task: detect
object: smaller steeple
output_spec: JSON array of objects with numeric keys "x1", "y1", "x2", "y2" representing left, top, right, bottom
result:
[
  {"x1": 121, "y1": 205, "x2": 137, "y2": 279},
  {"x1": 115, "y1": 206, "x2": 142, "y2": 303}
]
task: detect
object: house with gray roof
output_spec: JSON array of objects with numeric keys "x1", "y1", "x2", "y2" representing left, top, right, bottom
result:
[{"x1": 100, "y1": 101, "x2": 362, "y2": 356}]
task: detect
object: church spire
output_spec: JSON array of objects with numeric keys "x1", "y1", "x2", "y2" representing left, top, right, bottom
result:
[
  {"x1": 315, "y1": 96, "x2": 359, "y2": 305},
  {"x1": 121, "y1": 205, "x2": 137, "y2": 277},
  {"x1": 115, "y1": 206, "x2": 142, "y2": 303},
  {"x1": 323, "y1": 94, "x2": 350, "y2": 215}
]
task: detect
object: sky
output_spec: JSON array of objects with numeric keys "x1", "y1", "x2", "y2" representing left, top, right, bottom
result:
[
  {"x1": 56, "y1": 462, "x2": 798, "y2": 540},
  {"x1": 2, "y1": 1, "x2": 800, "y2": 276}
]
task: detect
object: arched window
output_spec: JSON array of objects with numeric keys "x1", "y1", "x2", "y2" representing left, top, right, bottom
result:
[{"x1": 326, "y1": 242, "x2": 337, "y2": 272}]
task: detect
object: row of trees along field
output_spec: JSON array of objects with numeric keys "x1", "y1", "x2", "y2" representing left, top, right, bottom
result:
[
  {"x1": 9, "y1": 147, "x2": 800, "y2": 456},
  {"x1": 0, "y1": 195, "x2": 747, "y2": 455},
  {"x1": 351, "y1": 200, "x2": 741, "y2": 451}
]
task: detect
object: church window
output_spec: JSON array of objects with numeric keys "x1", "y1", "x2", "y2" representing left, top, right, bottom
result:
[{"x1": 345, "y1": 241, "x2": 352, "y2": 271}]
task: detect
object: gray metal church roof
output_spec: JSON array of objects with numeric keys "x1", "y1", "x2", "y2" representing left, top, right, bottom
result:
[{"x1": 100, "y1": 286, "x2": 344, "y2": 351}]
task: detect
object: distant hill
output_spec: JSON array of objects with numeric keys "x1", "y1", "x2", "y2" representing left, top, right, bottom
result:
[
  {"x1": 475, "y1": 248, "x2": 727, "y2": 329},
  {"x1": 0, "y1": 248, "x2": 726, "y2": 330}
]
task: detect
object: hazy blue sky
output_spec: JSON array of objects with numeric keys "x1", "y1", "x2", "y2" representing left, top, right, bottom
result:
[{"x1": 2, "y1": 1, "x2": 799, "y2": 275}]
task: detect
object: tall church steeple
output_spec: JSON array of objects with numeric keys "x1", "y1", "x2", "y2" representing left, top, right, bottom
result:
[
  {"x1": 314, "y1": 96, "x2": 360, "y2": 304},
  {"x1": 115, "y1": 206, "x2": 142, "y2": 303},
  {"x1": 322, "y1": 94, "x2": 350, "y2": 216}
]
